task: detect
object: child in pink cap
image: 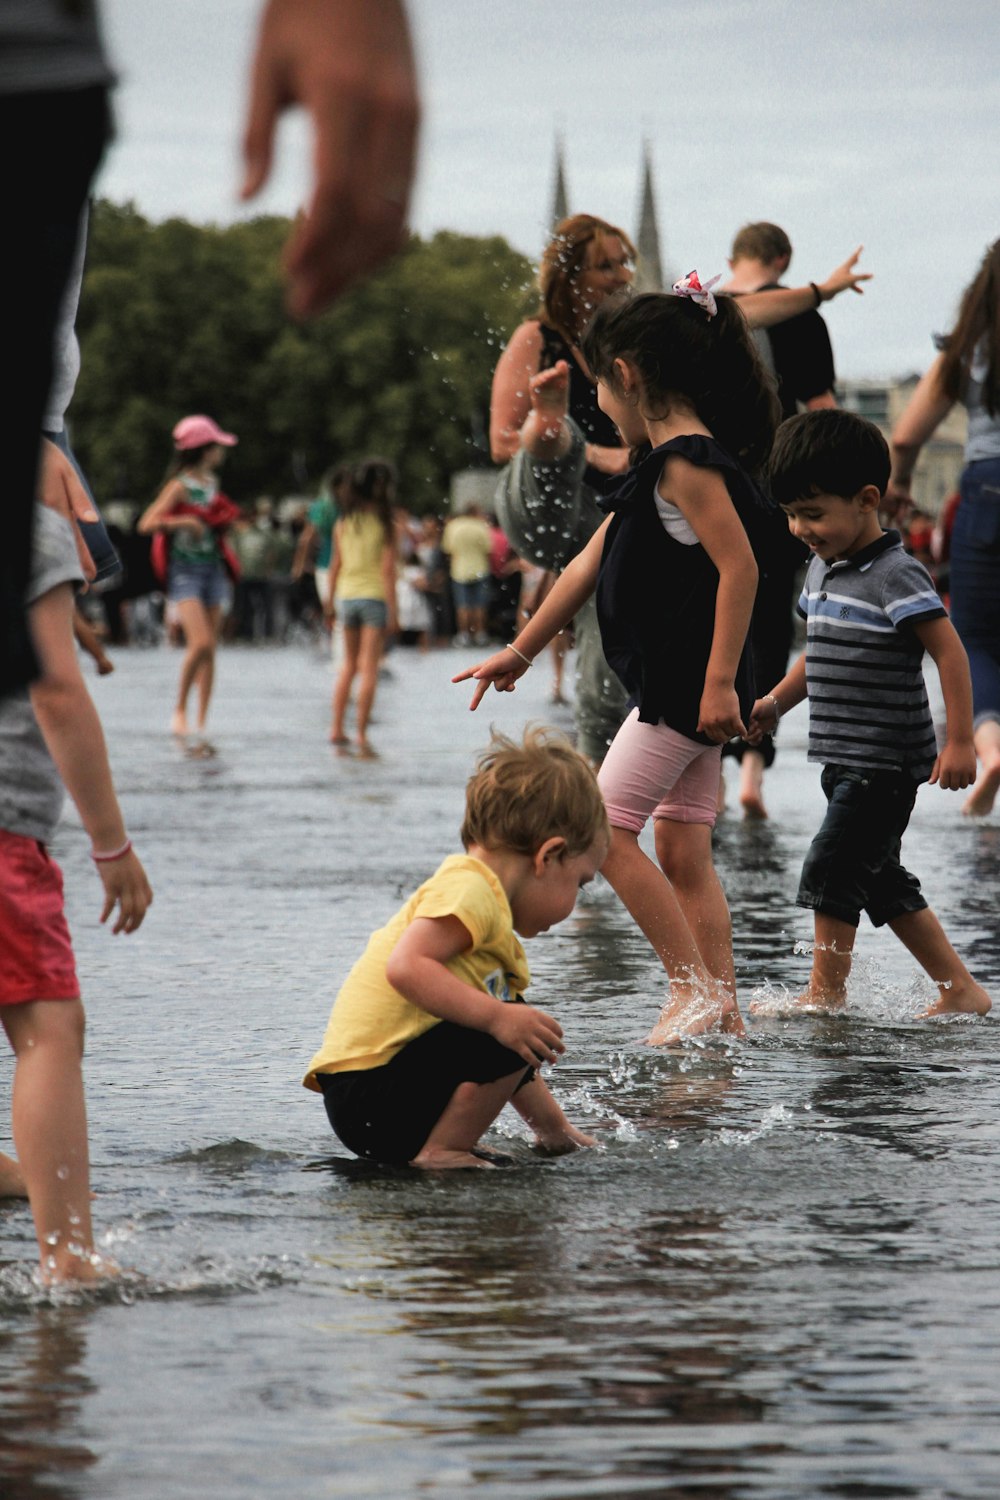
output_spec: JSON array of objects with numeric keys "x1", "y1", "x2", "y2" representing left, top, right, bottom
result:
[{"x1": 138, "y1": 415, "x2": 240, "y2": 748}]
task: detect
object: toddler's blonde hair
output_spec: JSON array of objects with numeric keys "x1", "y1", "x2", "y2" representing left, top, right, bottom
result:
[{"x1": 461, "y1": 726, "x2": 609, "y2": 858}]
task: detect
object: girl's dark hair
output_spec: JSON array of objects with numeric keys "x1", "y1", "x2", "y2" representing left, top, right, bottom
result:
[
  {"x1": 581, "y1": 291, "x2": 781, "y2": 474},
  {"x1": 938, "y1": 239, "x2": 1000, "y2": 416},
  {"x1": 340, "y1": 457, "x2": 397, "y2": 539},
  {"x1": 163, "y1": 442, "x2": 215, "y2": 484}
]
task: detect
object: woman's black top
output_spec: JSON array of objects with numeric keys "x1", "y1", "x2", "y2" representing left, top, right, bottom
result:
[
  {"x1": 538, "y1": 323, "x2": 621, "y2": 494},
  {"x1": 596, "y1": 435, "x2": 774, "y2": 743}
]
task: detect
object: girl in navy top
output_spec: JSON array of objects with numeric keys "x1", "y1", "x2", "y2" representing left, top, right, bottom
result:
[{"x1": 456, "y1": 284, "x2": 780, "y2": 1042}]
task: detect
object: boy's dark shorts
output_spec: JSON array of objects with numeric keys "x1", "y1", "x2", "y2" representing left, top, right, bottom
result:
[
  {"x1": 317, "y1": 1020, "x2": 533, "y2": 1165},
  {"x1": 797, "y1": 764, "x2": 928, "y2": 929}
]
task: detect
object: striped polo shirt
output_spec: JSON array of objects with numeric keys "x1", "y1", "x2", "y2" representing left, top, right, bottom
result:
[{"x1": 798, "y1": 529, "x2": 945, "y2": 778}]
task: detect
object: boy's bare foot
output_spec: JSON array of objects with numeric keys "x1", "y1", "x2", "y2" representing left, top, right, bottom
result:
[
  {"x1": 0, "y1": 1152, "x2": 27, "y2": 1198},
  {"x1": 409, "y1": 1147, "x2": 494, "y2": 1169},
  {"x1": 170, "y1": 709, "x2": 188, "y2": 737},
  {"x1": 533, "y1": 1124, "x2": 596, "y2": 1154},
  {"x1": 918, "y1": 980, "x2": 992, "y2": 1019},
  {"x1": 790, "y1": 985, "x2": 846, "y2": 1014},
  {"x1": 962, "y1": 762, "x2": 1000, "y2": 818}
]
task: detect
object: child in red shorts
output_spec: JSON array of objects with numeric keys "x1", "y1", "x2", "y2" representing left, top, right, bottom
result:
[{"x1": 0, "y1": 445, "x2": 152, "y2": 1283}]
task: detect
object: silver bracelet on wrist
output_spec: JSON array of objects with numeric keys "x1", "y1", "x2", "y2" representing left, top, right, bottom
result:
[{"x1": 763, "y1": 693, "x2": 781, "y2": 723}]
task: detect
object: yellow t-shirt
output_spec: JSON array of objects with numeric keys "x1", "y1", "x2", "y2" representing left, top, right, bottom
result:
[
  {"x1": 303, "y1": 854, "x2": 530, "y2": 1089},
  {"x1": 335, "y1": 511, "x2": 389, "y2": 600},
  {"x1": 442, "y1": 514, "x2": 492, "y2": 584}
]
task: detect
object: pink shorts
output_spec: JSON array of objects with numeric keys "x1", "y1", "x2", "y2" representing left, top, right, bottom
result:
[
  {"x1": 0, "y1": 831, "x2": 80, "y2": 1005},
  {"x1": 598, "y1": 709, "x2": 722, "y2": 832}
]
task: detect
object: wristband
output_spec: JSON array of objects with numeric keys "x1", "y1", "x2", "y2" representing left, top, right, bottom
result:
[
  {"x1": 810, "y1": 281, "x2": 823, "y2": 308},
  {"x1": 507, "y1": 643, "x2": 534, "y2": 668},
  {"x1": 91, "y1": 838, "x2": 132, "y2": 864},
  {"x1": 763, "y1": 693, "x2": 781, "y2": 724}
]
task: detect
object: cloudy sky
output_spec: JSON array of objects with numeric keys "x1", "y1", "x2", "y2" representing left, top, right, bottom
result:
[{"x1": 97, "y1": 0, "x2": 998, "y2": 380}]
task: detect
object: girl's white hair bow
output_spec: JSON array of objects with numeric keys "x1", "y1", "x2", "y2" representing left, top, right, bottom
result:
[{"x1": 672, "y1": 270, "x2": 721, "y2": 318}]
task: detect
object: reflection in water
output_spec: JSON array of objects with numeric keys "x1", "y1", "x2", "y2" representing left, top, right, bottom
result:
[
  {"x1": 0, "y1": 1311, "x2": 97, "y2": 1498},
  {"x1": 0, "y1": 647, "x2": 997, "y2": 1498}
]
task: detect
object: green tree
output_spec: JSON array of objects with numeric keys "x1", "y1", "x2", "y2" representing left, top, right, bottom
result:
[{"x1": 73, "y1": 202, "x2": 534, "y2": 513}]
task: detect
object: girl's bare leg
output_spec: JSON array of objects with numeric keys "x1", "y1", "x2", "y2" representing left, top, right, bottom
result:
[
  {"x1": 411, "y1": 1069, "x2": 526, "y2": 1169},
  {"x1": 963, "y1": 719, "x2": 1000, "y2": 817},
  {"x1": 172, "y1": 599, "x2": 214, "y2": 736},
  {"x1": 3, "y1": 1001, "x2": 110, "y2": 1283},
  {"x1": 600, "y1": 827, "x2": 733, "y2": 1042},
  {"x1": 654, "y1": 820, "x2": 744, "y2": 1034},
  {"x1": 193, "y1": 604, "x2": 223, "y2": 734},
  {"x1": 354, "y1": 624, "x2": 387, "y2": 753},
  {"x1": 331, "y1": 624, "x2": 361, "y2": 742}
]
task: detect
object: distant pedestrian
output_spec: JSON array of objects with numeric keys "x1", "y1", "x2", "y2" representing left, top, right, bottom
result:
[
  {"x1": 324, "y1": 459, "x2": 398, "y2": 755},
  {"x1": 138, "y1": 415, "x2": 240, "y2": 748},
  {"x1": 442, "y1": 503, "x2": 492, "y2": 646}
]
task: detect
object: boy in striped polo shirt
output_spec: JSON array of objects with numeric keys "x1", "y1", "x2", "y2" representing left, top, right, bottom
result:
[{"x1": 748, "y1": 410, "x2": 991, "y2": 1018}]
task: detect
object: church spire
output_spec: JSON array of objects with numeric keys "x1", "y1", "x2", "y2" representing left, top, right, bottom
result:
[
  {"x1": 633, "y1": 140, "x2": 664, "y2": 292},
  {"x1": 550, "y1": 134, "x2": 570, "y2": 229}
]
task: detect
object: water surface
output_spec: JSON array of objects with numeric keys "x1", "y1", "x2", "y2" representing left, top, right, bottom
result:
[{"x1": 1, "y1": 642, "x2": 998, "y2": 1499}]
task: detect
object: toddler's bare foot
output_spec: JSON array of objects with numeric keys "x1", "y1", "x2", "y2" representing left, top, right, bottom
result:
[
  {"x1": 962, "y1": 763, "x2": 1000, "y2": 818},
  {"x1": 0, "y1": 1152, "x2": 27, "y2": 1198},
  {"x1": 409, "y1": 1147, "x2": 494, "y2": 1170},
  {"x1": 918, "y1": 980, "x2": 992, "y2": 1019},
  {"x1": 533, "y1": 1124, "x2": 596, "y2": 1155}
]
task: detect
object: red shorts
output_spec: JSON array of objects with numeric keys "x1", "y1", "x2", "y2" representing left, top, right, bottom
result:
[{"x1": 0, "y1": 831, "x2": 80, "y2": 1005}]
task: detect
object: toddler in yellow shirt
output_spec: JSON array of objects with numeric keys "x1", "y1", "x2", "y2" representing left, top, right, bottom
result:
[{"x1": 304, "y1": 727, "x2": 609, "y2": 1168}]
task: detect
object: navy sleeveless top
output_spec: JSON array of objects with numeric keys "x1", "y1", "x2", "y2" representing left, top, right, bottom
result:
[
  {"x1": 538, "y1": 323, "x2": 622, "y2": 494},
  {"x1": 596, "y1": 435, "x2": 775, "y2": 743}
]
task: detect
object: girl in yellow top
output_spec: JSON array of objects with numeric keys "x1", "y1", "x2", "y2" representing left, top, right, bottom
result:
[{"x1": 324, "y1": 459, "x2": 398, "y2": 754}]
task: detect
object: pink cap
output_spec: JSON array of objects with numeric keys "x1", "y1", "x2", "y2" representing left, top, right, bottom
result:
[{"x1": 172, "y1": 414, "x2": 238, "y2": 450}]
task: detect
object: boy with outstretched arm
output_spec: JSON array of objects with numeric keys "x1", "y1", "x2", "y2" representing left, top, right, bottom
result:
[
  {"x1": 304, "y1": 727, "x2": 610, "y2": 1168},
  {"x1": 748, "y1": 409, "x2": 991, "y2": 1019}
]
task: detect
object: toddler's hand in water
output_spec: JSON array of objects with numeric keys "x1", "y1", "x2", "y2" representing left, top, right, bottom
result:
[
  {"x1": 489, "y1": 1003, "x2": 565, "y2": 1069},
  {"x1": 452, "y1": 646, "x2": 530, "y2": 710}
]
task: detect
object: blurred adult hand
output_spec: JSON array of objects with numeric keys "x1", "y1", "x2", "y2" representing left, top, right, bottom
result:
[{"x1": 241, "y1": 0, "x2": 420, "y2": 319}]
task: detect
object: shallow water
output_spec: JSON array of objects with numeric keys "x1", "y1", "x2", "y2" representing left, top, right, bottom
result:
[{"x1": 2, "y1": 640, "x2": 999, "y2": 1499}]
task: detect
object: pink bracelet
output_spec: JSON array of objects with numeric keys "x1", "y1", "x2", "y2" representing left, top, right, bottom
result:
[{"x1": 91, "y1": 838, "x2": 132, "y2": 864}]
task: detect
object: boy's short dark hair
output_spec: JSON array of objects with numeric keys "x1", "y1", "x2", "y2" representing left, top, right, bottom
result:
[
  {"x1": 731, "y1": 221, "x2": 792, "y2": 265},
  {"x1": 768, "y1": 409, "x2": 891, "y2": 506},
  {"x1": 461, "y1": 726, "x2": 609, "y2": 858}
]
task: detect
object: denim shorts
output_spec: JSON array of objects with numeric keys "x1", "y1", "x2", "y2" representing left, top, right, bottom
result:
[
  {"x1": 339, "y1": 596, "x2": 388, "y2": 629},
  {"x1": 451, "y1": 576, "x2": 489, "y2": 611},
  {"x1": 797, "y1": 764, "x2": 927, "y2": 928},
  {"x1": 168, "y1": 560, "x2": 230, "y2": 608}
]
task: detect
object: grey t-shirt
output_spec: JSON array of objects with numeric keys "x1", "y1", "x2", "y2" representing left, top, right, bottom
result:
[
  {"x1": 0, "y1": 506, "x2": 83, "y2": 842},
  {"x1": 0, "y1": 0, "x2": 112, "y2": 95}
]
